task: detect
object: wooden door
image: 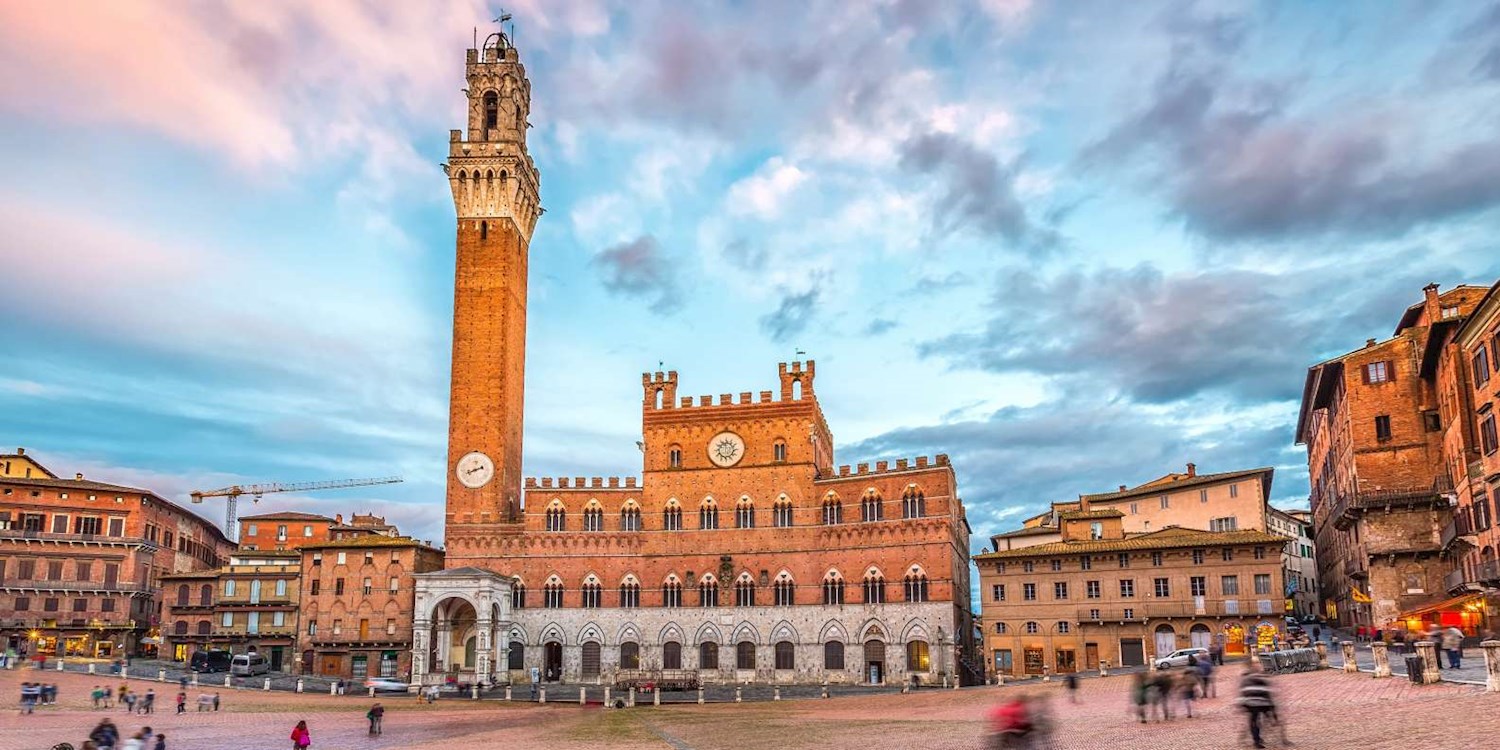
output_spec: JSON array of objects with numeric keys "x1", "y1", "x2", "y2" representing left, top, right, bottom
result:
[{"x1": 1084, "y1": 643, "x2": 1099, "y2": 670}]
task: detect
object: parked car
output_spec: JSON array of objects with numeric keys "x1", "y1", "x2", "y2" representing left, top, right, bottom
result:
[
  {"x1": 190, "y1": 650, "x2": 234, "y2": 674},
  {"x1": 230, "y1": 653, "x2": 269, "y2": 677},
  {"x1": 365, "y1": 678, "x2": 410, "y2": 693},
  {"x1": 1155, "y1": 647, "x2": 1210, "y2": 669}
]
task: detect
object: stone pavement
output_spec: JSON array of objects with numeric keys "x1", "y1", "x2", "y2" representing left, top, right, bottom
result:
[
  {"x1": 5, "y1": 663, "x2": 1496, "y2": 749},
  {"x1": 1328, "y1": 641, "x2": 1491, "y2": 684}
]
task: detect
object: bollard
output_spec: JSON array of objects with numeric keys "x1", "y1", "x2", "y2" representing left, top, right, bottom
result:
[
  {"x1": 1042, "y1": 666, "x2": 1051, "y2": 683},
  {"x1": 265, "y1": 678, "x2": 272, "y2": 692},
  {"x1": 820, "y1": 684, "x2": 829, "y2": 699},
  {"x1": 504, "y1": 684, "x2": 512, "y2": 701},
  {"x1": 1415, "y1": 641, "x2": 1440, "y2": 685},
  {"x1": 697, "y1": 686, "x2": 704, "y2": 704},
  {"x1": 295, "y1": 678, "x2": 304, "y2": 693},
  {"x1": 604, "y1": 687, "x2": 611, "y2": 707},
  {"x1": 1148, "y1": 655, "x2": 1157, "y2": 672},
  {"x1": 953, "y1": 677, "x2": 960, "y2": 691},
  {"x1": 653, "y1": 687, "x2": 661, "y2": 706},
  {"x1": 368, "y1": 685, "x2": 376, "y2": 698},
  {"x1": 471, "y1": 685, "x2": 479, "y2": 700},
  {"x1": 628, "y1": 686, "x2": 636, "y2": 707},
  {"x1": 995, "y1": 671, "x2": 1004, "y2": 686},
  {"x1": 1371, "y1": 642, "x2": 1390, "y2": 678},
  {"x1": 734, "y1": 686, "x2": 742, "y2": 703},
  {"x1": 773, "y1": 685, "x2": 780, "y2": 701},
  {"x1": 330, "y1": 683, "x2": 338, "y2": 696},
  {"x1": 191, "y1": 673, "x2": 199, "y2": 687},
  {"x1": 57, "y1": 659, "x2": 65, "y2": 671},
  {"x1": 88, "y1": 663, "x2": 96, "y2": 675},
  {"x1": 158, "y1": 668, "x2": 167, "y2": 682},
  {"x1": 1481, "y1": 640, "x2": 1500, "y2": 693},
  {"x1": 224, "y1": 675, "x2": 232, "y2": 688},
  {"x1": 1341, "y1": 641, "x2": 1357, "y2": 673},
  {"x1": 580, "y1": 687, "x2": 586, "y2": 705},
  {"x1": 1099, "y1": 660, "x2": 1109, "y2": 678},
  {"x1": 539, "y1": 685, "x2": 547, "y2": 704},
  {"x1": 901, "y1": 681, "x2": 910, "y2": 694},
  {"x1": 1314, "y1": 641, "x2": 1329, "y2": 668}
]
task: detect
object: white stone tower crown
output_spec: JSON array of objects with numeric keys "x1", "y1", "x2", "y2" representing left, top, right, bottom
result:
[{"x1": 445, "y1": 33, "x2": 541, "y2": 236}]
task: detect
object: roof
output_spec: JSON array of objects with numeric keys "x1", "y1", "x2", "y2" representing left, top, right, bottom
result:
[
  {"x1": 1394, "y1": 285, "x2": 1489, "y2": 334},
  {"x1": 301, "y1": 535, "x2": 439, "y2": 551},
  {"x1": 1079, "y1": 467, "x2": 1274, "y2": 504},
  {"x1": 1452, "y1": 279, "x2": 1500, "y2": 345},
  {"x1": 239, "y1": 511, "x2": 335, "y2": 522},
  {"x1": 0, "y1": 453, "x2": 57, "y2": 478},
  {"x1": 974, "y1": 526, "x2": 1289, "y2": 560},
  {"x1": 0, "y1": 476, "x2": 231, "y2": 545},
  {"x1": 158, "y1": 570, "x2": 221, "y2": 580},
  {"x1": 415, "y1": 566, "x2": 512, "y2": 579},
  {"x1": 1059, "y1": 508, "x2": 1124, "y2": 520},
  {"x1": 991, "y1": 525, "x2": 1061, "y2": 539}
]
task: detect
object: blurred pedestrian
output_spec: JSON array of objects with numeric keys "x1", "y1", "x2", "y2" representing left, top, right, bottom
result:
[
  {"x1": 1236, "y1": 663, "x2": 1278, "y2": 749},
  {"x1": 1129, "y1": 673, "x2": 1149, "y2": 724},
  {"x1": 367, "y1": 701, "x2": 384, "y2": 734},
  {"x1": 90, "y1": 718, "x2": 120, "y2": 750},
  {"x1": 985, "y1": 693, "x2": 1033, "y2": 749},
  {"x1": 1442, "y1": 626, "x2": 1464, "y2": 668},
  {"x1": 1195, "y1": 655, "x2": 1216, "y2": 698},
  {"x1": 1177, "y1": 667, "x2": 1199, "y2": 718},
  {"x1": 93, "y1": 685, "x2": 104, "y2": 708},
  {"x1": 175, "y1": 691, "x2": 186, "y2": 714},
  {"x1": 290, "y1": 719, "x2": 311, "y2": 750},
  {"x1": 212, "y1": 692, "x2": 220, "y2": 711},
  {"x1": 121, "y1": 731, "x2": 146, "y2": 750},
  {"x1": 20, "y1": 681, "x2": 40, "y2": 714},
  {"x1": 1063, "y1": 672, "x2": 1079, "y2": 704},
  {"x1": 153, "y1": 732, "x2": 166, "y2": 750},
  {"x1": 140, "y1": 688, "x2": 155, "y2": 714},
  {"x1": 117, "y1": 684, "x2": 128, "y2": 709},
  {"x1": 1149, "y1": 670, "x2": 1173, "y2": 721}
]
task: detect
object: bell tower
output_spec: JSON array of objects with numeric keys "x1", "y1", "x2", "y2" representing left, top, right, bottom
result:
[{"x1": 443, "y1": 31, "x2": 541, "y2": 536}]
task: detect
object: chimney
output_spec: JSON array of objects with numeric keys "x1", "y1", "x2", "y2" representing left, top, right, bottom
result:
[
  {"x1": 335, "y1": 513, "x2": 343, "y2": 524},
  {"x1": 16, "y1": 447, "x2": 24, "y2": 455},
  {"x1": 75, "y1": 473, "x2": 84, "y2": 480},
  {"x1": 1186, "y1": 462, "x2": 1196, "y2": 478},
  {"x1": 1118, "y1": 485, "x2": 1127, "y2": 493},
  {"x1": 1422, "y1": 282, "x2": 1440, "y2": 322}
]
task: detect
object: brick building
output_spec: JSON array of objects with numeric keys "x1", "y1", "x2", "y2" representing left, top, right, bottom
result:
[
  {"x1": 1267, "y1": 508, "x2": 1318, "y2": 618},
  {"x1": 1297, "y1": 283, "x2": 1491, "y2": 629},
  {"x1": 237, "y1": 512, "x2": 337, "y2": 551},
  {"x1": 410, "y1": 36, "x2": 976, "y2": 689},
  {"x1": 976, "y1": 503, "x2": 1286, "y2": 676},
  {"x1": 0, "y1": 449, "x2": 232, "y2": 658},
  {"x1": 160, "y1": 549, "x2": 302, "y2": 669}
]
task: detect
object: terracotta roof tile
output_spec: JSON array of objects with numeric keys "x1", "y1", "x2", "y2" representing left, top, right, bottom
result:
[
  {"x1": 974, "y1": 526, "x2": 1288, "y2": 560},
  {"x1": 1058, "y1": 508, "x2": 1124, "y2": 520}
]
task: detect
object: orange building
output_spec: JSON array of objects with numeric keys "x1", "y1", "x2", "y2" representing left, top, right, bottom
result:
[
  {"x1": 0, "y1": 449, "x2": 232, "y2": 657},
  {"x1": 237, "y1": 511, "x2": 337, "y2": 551},
  {"x1": 410, "y1": 35, "x2": 975, "y2": 689}
]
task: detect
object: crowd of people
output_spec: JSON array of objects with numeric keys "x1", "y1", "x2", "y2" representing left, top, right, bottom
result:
[
  {"x1": 83, "y1": 719, "x2": 167, "y2": 750},
  {"x1": 19, "y1": 681, "x2": 59, "y2": 713}
]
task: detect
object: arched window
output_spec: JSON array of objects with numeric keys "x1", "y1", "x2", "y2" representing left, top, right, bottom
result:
[
  {"x1": 544, "y1": 578, "x2": 564, "y2": 608},
  {"x1": 176, "y1": 584, "x2": 189, "y2": 607},
  {"x1": 512, "y1": 583, "x2": 527, "y2": 609},
  {"x1": 1057, "y1": 621, "x2": 1071, "y2": 634},
  {"x1": 774, "y1": 641, "x2": 795, "y2": 670},
  {"x1": 699, "y1": 642, "x2": 719, "y2": 670},
  {"x1": 662, "y1": 576, "x2": 683, "y2": 608},
  {"x1": 620, "y1": 641, "x2": 641, "y2": 670},
  {"x1": 734, "y1": 575, "x2": 756, "y2": 607},
  {"x1": 545, "y1": 502, "x2": 566, "y2": 532},
  {"x1": 994, "y1": 622, "x2": 1008, "y2": 634},
  {"x1": 581, "y1": 577, "x2": 602, "y2": 608},
  {"x1": 699, "y1": 576, "x2": 719, "y2": 607},
  {"x1": 902, "y1": 486, "x2": 926, "y2": 518},
  {"x1": 906, "y1": 641, "x2": 930, "y2": 672},
  {"x1": 583, "y1": 503, "x2": 603, "y2": 532},
  {"x1": 199, "y1": 584, "x2": 212, "y2": 606},
  {"x1": 822, "y1": 571, "x2": 846, "y2": 605},
  {"x1": 903, "y1": 568, "x2": 930, "y2": 602},
  {"x1": 508, "y1": 641, "x2": 525, "y2": 670},
  {"x1": 620, "y1": 502, "x2": 641, "y2": 531},
  {"x1": 822, "y1": 493, "x2": 843, "y2": 525},
  {"x1": 773, "y1": 574, "x2": 795, "y2": 606},
  {"x1": 663, "y1": 641, "x2": 682, "y2": 670},
  {"x1": 862, "y1": 569, "x2": 886, "y2": 604},
  {"x1": 619, "y1": 577, "x2": 640, "y2": 608},
  {"x1": 773, "y1": 439, "x2": 787, "y2": 462},
  {"x1": 861, "y1": 490, "x2": 884, "y2": 522},
  {"x1": 669, "y1": 445, "x2": 682, "y2": 468},
  {"x1": 196, "y1": 621, "x2": 211, "y2": 635},
  {"x1": 480, "y1": 220, "x2": 488, "y2": 240},
  {"x1": 174, "y1": 621, "x2": 188, "y2": 635},
  {"x1": 736, "y1": 641, "x2": 756, "y2": 670},
  {"x1": 581, "y1": 642, "x2": 601, "y2": 678},
  {"x1": 735, "y1": 497, "x2": 756, "y2": 529},
  {"x1": 1024, "y1": 621, "x2": 1040, "y2": 634},
  {"x1": 773, "y1": 496, "x2": 793, "y2": 527},
  {"x1": 699, "y1": 499, "x2": 719, "y2": 530},
  {"x1": 663, "y1": 499, "x2": 682, "y2": 531},
  {"x1": 823, "y1": 641, "x2": 845, "y2": 670},
  {"x1": 483, "y1": 90, "x2": 499, "y2": 131}
]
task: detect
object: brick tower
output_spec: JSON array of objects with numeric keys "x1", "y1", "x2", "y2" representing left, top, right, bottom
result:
[{"x1": 443, "y1": 33, "x2": 541, "y2": 537}]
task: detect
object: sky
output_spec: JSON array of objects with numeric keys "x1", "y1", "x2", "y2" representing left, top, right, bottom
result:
[{"x1": 3, "y1": 0, "x2": 1500, "y2": 557}]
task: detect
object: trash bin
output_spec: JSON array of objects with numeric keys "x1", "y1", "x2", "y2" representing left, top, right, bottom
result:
[{"x1": 1404, "y1": 656, "x2": 1424, "y2": 684}]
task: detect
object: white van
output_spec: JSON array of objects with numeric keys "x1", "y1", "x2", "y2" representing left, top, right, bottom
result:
[{"x1": 230, "y1": 653, "x2": 269, "y2": 677}]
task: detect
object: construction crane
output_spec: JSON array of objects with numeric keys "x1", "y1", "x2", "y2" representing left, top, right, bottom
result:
[{"x1": 190, "y1": 476, "x2": 403, "y2": 542}]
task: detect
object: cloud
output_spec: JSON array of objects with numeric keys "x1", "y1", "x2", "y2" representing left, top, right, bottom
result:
[
  {"x1": 898, "y1": 131, "x2": 1054, "y2": 250},
  {"x1": 909, "y1": 271, "x2": 974, "y2": 294},
  {"x1": 591, "y1": 234, "x2": 682, "y2": 314},
  {"x1": 721, "y1": 238, "x2": 768, "y2": 272},
  {"x1": 727, "y1": 157, "x2": 809, "y2": 220},
  {"x1": 864, "y1": 318, "x2": 898, "y2": 336},
  {"x1": 759, "y1": 288, "x2": 820, "y2": 342}
]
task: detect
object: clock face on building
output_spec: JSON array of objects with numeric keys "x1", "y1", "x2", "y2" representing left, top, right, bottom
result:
[
  {"x1": 456, "y1": 451, "x2": 495, "y2": 488},
  {"x1": 707, "y1": 432, "x2": 745, "y2": 468}
]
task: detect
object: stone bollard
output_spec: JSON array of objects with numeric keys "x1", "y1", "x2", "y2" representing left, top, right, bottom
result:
[
  {"x1": 1315, "y1": 641, "x2": 1329, "y2": 669},
  {"x1": 57, "y1": 659, "x2": 65, "y2": 671},
  {"x1": 653, "y1": 687, "x2": 661, "y2": 706},
  {"x1": 1481, "y1": 640, "x2": 1500, "y2": 693},
  {"x1": 603, "y1": 687, "x2": 611, "y2": 707},
  {"x1": 1416, "y1": 641, "x2": 1441, "y2": 685},
  {"x1": 996, "y1": 671, "x2": 1004, "y2": 685},
  {"x1": 820, "y1": 684, "x2": 829, "y2": 699},
  {"x1": 1371, "y1": 642, "x2": 1390, "y2": 678},
  {"x1": 697, "y1": 686, "x2": 705, "y2": 704},
  {"x1": 628, "y1": 687, "x2": 636, "y2": 707},
  {"x1": 773, "y1": 685, "x2": 780, "y2": 701},
  {"x1": 88, "y1": 663, "x2": 96, "y2": 674},
  {"x1": 158, "y1": 668, "x2": 167, "y2": 682},
  {"x1": 1099, "y1": 660, "x2": 1109, "y2": 678},
  {"x1": 901, "y1": 681, "x2": 910, "y2": 694},
  {"x1": 295, "y1": 679, "x2": 304, "y2": 693},
  {"x1": 224, "y1": 675, "x2": 233, "y2": 688},
  {"x1": 579, "y1": 687, "x2": 586, "y2": 705},
  {"x1": 191, "y1": 673, "x2": 199, "y2": 687},
  {"x1": 1342, "y1": 641, "x2": 1358, "y2": 673},
  {"x1": 735, "y1": 686, "x2": 742, "y2": 703},
  {"x1": 539, "y1": 685, "x2": 547, "y2": 704},
  {"x1": 368, "y1": 686, "x2": 376, "y2": 698},
  {"x1": 330, "y1": 683, "x2": 338, "y2": 696},
  {"x1": 1148, "y1": 655, "x2": 1157, "y2": 672},
  {"x1": 471, "y1": 685, "x2": 478, "y2": 700},
  {"x1": 1042, "y1": 666, "x2": 1051, "y2": 683},
  {"x1": 265, "y1": 678, "x2": 272, "y2": 692},
  {"x1": 505, "y1": 684, "x2": 512, "y2": 701}
]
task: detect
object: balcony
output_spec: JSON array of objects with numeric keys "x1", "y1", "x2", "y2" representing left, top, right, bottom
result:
[
  {"x1": 0, "y1": 581, "x2": 150, "y2": 594},
  {"x1": 0, "y1": 529, "x2": 152, "y2": 548},
  {"x1": 1444, "y1": 567, "x2": 1473, "y2": 594},
  {"x1": 1440, "y1": 517, "x2": 1476, "y2": 552},
  {"x1": 1332, "y1": 477, "x2": 1454, "y2": 530},
  {"x1": 1343, "y1": 558, "x2": 1366, "y2": 579},
  {"x1": 1478, "y1": 559, "x2": 1500, "y2": 585},
  {"x1": 1073, "y1": 599, "x2": 1270, "y2": 622}
]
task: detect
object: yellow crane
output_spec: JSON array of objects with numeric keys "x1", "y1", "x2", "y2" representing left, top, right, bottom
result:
[{"x1": 190, "y1": 476, "x2": 403, "y2": 541}]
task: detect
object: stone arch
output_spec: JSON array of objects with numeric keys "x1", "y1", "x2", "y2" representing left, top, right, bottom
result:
[
  {"x1": 507, "y1": 622, "x2": 530, "y2": 643},
  {"x1": 818, "y1": 620, "x2": 849, "y2": 642},
  {"x1": 577, "y1": 621, "x2": 605, "y2": 645},
  {"x1": 857, "y1": 619, "x2": 890, "y2": 642},
  {"x1": 731, "y1": 621, "x2": 761, "y2": 645},
  {"x1": 769, "y1": 619, "x2": 799, "y2": 643},
  {"x1": 694, "y1": 621, "x2": 723, "y2": 644},
  {"x1": 900, "y1": 619, "x2": 931, "y2": 643},
  {"x1": 658, "y1": 621, "x2": 684, "y2": 644},
  {"x1": 616, "y1": 621, "x2": 641, "y2": 645},
  {"x1": 540, "y1": 622, "x2": 567, "y2": 645}
]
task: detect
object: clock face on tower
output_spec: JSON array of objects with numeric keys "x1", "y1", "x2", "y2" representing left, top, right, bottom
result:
[
  {"x1": 707, "y1": 431, "x2": 746, "y2": 468},
  {"x1": 456, "y1": 451, "x2": 495, "y2": 488}
]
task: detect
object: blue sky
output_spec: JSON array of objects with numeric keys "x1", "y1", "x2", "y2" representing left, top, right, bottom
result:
[{"x1": 3, "y1": 0, "x2": 1500, "y2": 553}]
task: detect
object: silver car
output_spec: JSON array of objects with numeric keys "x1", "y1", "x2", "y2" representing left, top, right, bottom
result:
[
  {"x1": 1155, "y1": 647, "x2": 1210, "y2": 669},
  {"x1": 364, "y1": 677, "x2": 410, "y2": 693}
]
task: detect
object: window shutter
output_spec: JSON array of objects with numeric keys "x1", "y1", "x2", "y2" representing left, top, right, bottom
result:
[
  {"x1": 1386, "y1": 360, "x2": 1396, "y2": 381},
  {"x1": 1360, "y1": 364, "x2": 1370, "y2": 385}
]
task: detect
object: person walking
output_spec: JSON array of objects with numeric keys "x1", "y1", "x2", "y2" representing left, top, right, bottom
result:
[
  {"x1": 1149, "y1": 670, "x2": 1173, "y2": 722},
  {"x1": 121, "y1": 731, "x2": 147, "y2": 750},
  {"x1": 175, "y1": 691, "x2": 186, "y2": 714},
  {"x1": 1063, "y1": 672, "x2": 1079, "y2": 704},
  {"x1": 89, "y1": 718, "x2": 120, "y2": 750},
  {"x1": 212, "y1": 692, "x2": 220, "y2": 711},
  {"x1": 1177, "y1": 667, "x2": 1199, "y2": 718},
  {"x1": 367, "y1": 702, "x2": 385, "y2": 735},
  {"x1": 153, "y1": 733, "x2": 166, "y2": 750},
  {"x1": 20, "y1": 681, "x2": 40, "y2": 714},
  {"x1": 1442, "y1": 626, "x2": 1464, "y2": 669},
  {"x1": 1129, "y1": 673, "x2": 1149, "y2": 724},
  {"x1": 1236, "y1": 664, "x2": 1277, "y2": 749},
  {"x1": 117, "y1": 684, "x2": 129, "y2": 710},
  {"x1": 290, "y1": 720, "x2": 312, "y2": 750},
  {"x1": 1195, "y1": 655, "x2": 1216, "y2": 699},
  {"x1": 141, "y1": 688, "x2": 155, "y2": 715}
]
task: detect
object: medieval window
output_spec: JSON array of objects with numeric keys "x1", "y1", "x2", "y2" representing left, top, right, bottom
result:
[
  {"x1": 310, "y1": 580, "x2": 321, "y2": 595},
  {"x1": 75, "y1": 516, "x2": 101, "y2": 535},
  {"x1": 1051, "y1": 581, "x2": 1067, "y2": 600},
  {"x1": 902, "y1": 487, "x2": 925, "y2": 518},
  {"x1": 1118, "y1": 553, "x2": 1130, "y2": 569},
  {"x1": 176, "y1": 585, "x2": 189, "y2": 607},
  {"x1": 1160, "y1": 495, "x2": 1170, "y2": 509},
  {"x1": 1023, "y1": 583, "x2": 1037, "y2": 601},
  {"x1": 1221, "y1": 546, "x2": 1235, "y2": 560},
  {"x1": 483, "y1": 90, "x2": 499, "y2": 131},
  {"x1": 583, "y1": 504, "x2": 603, "y2": 532},
  {"x1": 735, "y1": 498, "x2": 756, "y2": 529},
  {"x1": 905, "y1": 571, "x2": 930, "y2": 602},
  {"x1": 620, "y1": 641, "x2": 641, "y2": 670},
  {"x1": 823, "y1": 573, "x2": 846, "y2": 605},
  {"x1": 699, "y1": 642, "x2": 719, "y2": 669},
  {"x1": 1229, "y1": 484, "x2": 1239, "y2": 498},
  {"x1": 773, "y1": 497, "x2": 793, "y2": 527},
  {"x1": 734, "y1": 576, "x2": 756, "y2": 607},
  {"x1": 544, "y1": 580, "x2": 564, "y2": 608},
  {"x1": 1254, "y1": 546, "x2": 1266, "y2": 560},
  {"x1": 699, "y1": 577, "x2": 719, "y2": 608},
  {"x1": 1375, "y1": 415, "x2": 1392, "y2": 441},
  {"x1": 822, "y1": 495, "x2": 843, "y2": 525},
  {"x1": 1364, "y1": 361, "x2": 1390, "y2": 384},
  {"x1": 863, "y1": 570, "x2": 886, "y2": 604},
  {"x1": 1050, "y1": 559, "x2": 1062, "y2": 572},
  {"x1": 1199, "y1": 489, "x2": 1208, "y2": 503},
  {"x1": 1211, "y1": 517, "x2": 1238, "y2": 533},
  {"x1": 773, "y1": 440, "x2": 787, "y2": 462},
  {"x1": 1192, "y1": 549, "x2": 1204, "y2": 564},
  {"x1": 1090, "y1": 523, "x2": 1103, "y2": 540},
  {"x1": 581, "y1": 578, "x2": 602, "y2": 608},
  {"x1": 620, "y1": 503, "x2": 641, "y2": 531},
  {"x1": 991, "y1": 584, "x2": 1005, "y2": 602},
  {"x1": 619, "y1": 579, "x2": 640, "y2": 608},
  {"x1": 1119, "y1": 579, "x2": 1135, "y2": 598},
  {"x1": 669, "y1": 447, "x2": 682, "y2": 468},
  {"x1": 775, "y1": 641, "x2": 795, "y2": 670},
  {"x1": 773, "y1": 575, "x2": 795, "y2": 606},
  {"x1": 1442, "y1": 305, "x2": 1459, "y2": 319},
  {"x1": 736, "y1": 641, "x2": 756, "y2": 670},
  {"x1": 1085, "y1": 580, "x2": 1100, "y2": 599},
  {"x1": 861, "y1": 491, "x2": 883, "y2": 522},
  {"x1": 824, "y1": 641, "x2": 845, "y2": 670},
  {"x1": 512, "y1": 584, "x2": 526, "y2": 609},
  {"x1": 1056, "y1": 622, "x2": 1071, "y2": 634},
  {"x1": 1153, "y1": 578, "x2": 1169, "y2": 597},
  {"x1": 1123, "y1": 608, "x2": 1135, "y2": 619},
  {"x1": 1424, "y1": 411, "x2": 1442, "y2": 432},
  {"x1": 662, "y1": 578, "x2": 682, "y2": 608},
  {"x1": 663, "y1": 641, "x2": 682, "y2": 670},
  {"x1": 1023, "y1": 561, "x2": 1034, "y2": 573},
  {"x1": 221, "y1": 611, "x2": 234, "y2": 627},
  {"x1": 334, "y1": 578, "x2": 344, "y2": 596},
  {"x1": 545, "y1": 504, "x2": 566, "y2": 532},
  {"x1": 224, "y1": 579, "x2": 237, "y2": 597},
  {"x1": 699, "y1": 500, "x2": 719, "y2": 530},
  {"x1": 663, "y1": 500, "x2": 682, "y2": 531}
]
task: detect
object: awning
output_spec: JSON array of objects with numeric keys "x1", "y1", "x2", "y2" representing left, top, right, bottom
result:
[{"x1": 1399, "y1": 592, "x2": 1483, "y2": 619}]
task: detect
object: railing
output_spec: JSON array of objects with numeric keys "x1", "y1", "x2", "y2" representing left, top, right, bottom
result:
[
  {"x1": 0, "y1": 529, "x2": 150, "y2": 546},
  {"x1": 1444, "y1": 567, "x2": 1471, "y2": 593},
  {"x1": 1343, "y1": 558, "x2": 1366, "y2": 578},
  {"x1": 1478, "y1": 559, "x2": 1500, "y2": 584},
  {"x1": 3, "y1": 617, "x2": 141, "y2": 629},
  {"x1": 0, "y1": 581, "x2": 150, "y2": 594},
  {"x1": 1440, "y1": 517, "x2": 1474, "y2": 551}
]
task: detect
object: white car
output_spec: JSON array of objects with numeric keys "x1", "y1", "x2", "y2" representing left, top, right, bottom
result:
[
  {"x1": 1156, "y1": 648, "x2": 1210, "y2": 669},
  {"x1": 364, "y1": 677, "x2": 410, "y2": 693}
]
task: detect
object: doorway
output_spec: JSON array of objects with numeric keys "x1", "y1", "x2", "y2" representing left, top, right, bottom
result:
[
  {"x1": 1023, "y1": 647, "x2": 1044, "y2": 675},
  {"x1": 1055, "y1": 649, "x2": 1076, "y2": 673},
  {"x1": 1153, "y1": 625, "x2": 1177, "y2": 659},
  {"x1": 863, "y1": 640, "x2": 885, "y2": 684},
  {"x1": 1190, "y1": 624, "x2": 1212, "y2": 651},
  {"x1": 318, "y1": 655, "x2": 342, "y2": 676},
  {"x1": 993, "y1": 649, "x2": 1013, "y2": 676},
  {"x1": 1119, "y1": 638, "x2": 1145, "y2": 667},
  {"x1": 269, "y1": 647, "x2": 284, "y2": 672},
  {"x1": 544, "y1": 642, "x2": 563, "y2": 681},
  {"x1": 581, "y1": 642, "x2": 601, "y2": 679},
  {"x1": 1084, "y1": 643, "x2": 1099, "y2": 670}
]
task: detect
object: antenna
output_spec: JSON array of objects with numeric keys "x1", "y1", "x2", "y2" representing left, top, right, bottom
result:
[{"x1": 795, "y1": 348, "x2": 806, "y2": 359}]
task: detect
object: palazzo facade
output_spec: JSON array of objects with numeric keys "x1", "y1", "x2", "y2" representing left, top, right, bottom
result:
[{"x1": 411, "y1": 35, "x2": 976, "y2": 688}]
